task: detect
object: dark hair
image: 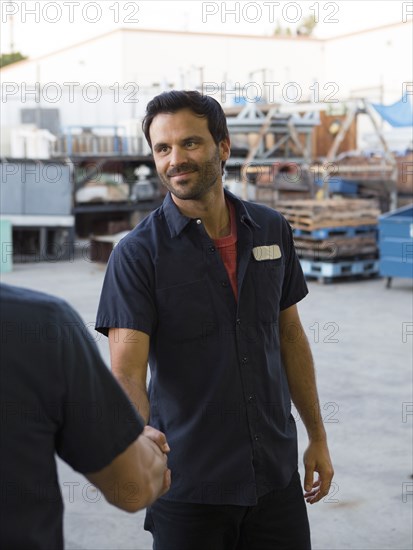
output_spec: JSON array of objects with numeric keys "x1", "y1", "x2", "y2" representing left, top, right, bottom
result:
[{"x1": 142, "y1": 90, "x2": 230, "y2": 173}]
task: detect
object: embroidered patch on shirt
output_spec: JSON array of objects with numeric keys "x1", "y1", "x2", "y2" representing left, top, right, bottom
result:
[{"x1": 252, "y1": 244, "x2": 282, "y2": 261}]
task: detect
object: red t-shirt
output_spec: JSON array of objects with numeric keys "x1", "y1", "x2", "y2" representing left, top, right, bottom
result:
[{"x1": 213, "y1": 200, "x2": 238, "y2": 300}]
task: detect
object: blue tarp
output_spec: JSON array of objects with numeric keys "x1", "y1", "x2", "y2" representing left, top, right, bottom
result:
[{"x1": 371, "y1": 93, "x2": 413, "y2": 127}]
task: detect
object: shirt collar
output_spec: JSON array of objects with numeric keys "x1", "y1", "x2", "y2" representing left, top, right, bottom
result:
[
  {"x1": 162, "y1": 192, "x2": 193, "y2": 238},
  {"x1": 224, "y1": 189, "x2": 261, "y2": 230},
  {"x1": 162, "y1": 189, "x2": 261, "y2": 238}
]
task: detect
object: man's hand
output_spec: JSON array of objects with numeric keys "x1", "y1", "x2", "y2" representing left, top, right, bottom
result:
[
  {"x1": 303, "y1": 439, "x2": 334, "y2": 504},
  {"x1": 141, "y1": 426, "x2": 171, "y2": 497},
  {"x1": 143, "y1": 425, "x2": 170, "y2": 453},
  {"x1": 85, "y1": 425, "x2": 171, "y2": 511},
  {"x1": 139, "y1": 433, "x2": 171, "y2": 498}
]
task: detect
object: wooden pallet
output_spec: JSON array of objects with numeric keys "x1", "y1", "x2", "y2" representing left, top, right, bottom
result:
[
  {"x1": 300, "y1": 257, "x2": 379, "y2": 283},
  {"x1": 294, "y1": 236, "x2": 377, "y2": 260},
  {"x1": 277, "y1": 198, "x2": 379, "y2": 213},
  {"x1": 286, "y1": 215, "x2": 378, "y2": 230},
  {"x1": 293, "y1": 225, "x2": 377, "y2": 239},
  {"x1": 276, "y1": 199, "x2": 380, "y2": 230}
]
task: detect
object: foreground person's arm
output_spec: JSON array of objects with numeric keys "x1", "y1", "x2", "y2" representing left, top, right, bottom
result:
[{"x1": 86, "y1": 429, "x2": 171, "y2": 512}]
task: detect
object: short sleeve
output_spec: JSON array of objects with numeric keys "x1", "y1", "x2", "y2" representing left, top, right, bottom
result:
[
  {"x1": 95, "y1": 237, "x2": 157, "y2": 337},
  {"x1": 280, "y1": 218, "x2": 309, "y2": 311},
  {"x1": 55, "y1": 303, "x2": 144, "y2": 473}
]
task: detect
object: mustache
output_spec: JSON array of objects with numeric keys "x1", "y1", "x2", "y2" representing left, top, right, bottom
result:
[{"x1": 166, "y1": 163, "x2": 198, "y2": 177}]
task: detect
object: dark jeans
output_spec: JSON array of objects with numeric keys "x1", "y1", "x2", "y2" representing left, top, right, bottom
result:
[{"x1": 144, "y1": 470, "x2": 311, "y2": 550}]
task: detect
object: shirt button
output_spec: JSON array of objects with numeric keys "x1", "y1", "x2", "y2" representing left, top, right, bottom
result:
[
  {"x1": 236, "y1": 318, "x2": 241, "y2": 325},
  {"x1": 196, "y1": 219, "x2": 202, "y2": 225},
  {"x1": 221, "y1": 281, "x2": 228, "y2": 287},
  {"x1": 208, "y1": 246, "x2": 216, "y2": 254},
  {"x1": 254, "y1": 434, "x2": 260, "y2": 441},
  {"x1": 242, "y1": 356, "x2": 248, "y2": 363},
  {"x1": 248, "y1": 395, "x2": 255, "y2": 403}
]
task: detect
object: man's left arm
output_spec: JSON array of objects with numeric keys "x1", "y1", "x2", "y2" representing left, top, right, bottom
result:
[{"x1": 279, "y1": 304, "x2": 334, "y2": 504}]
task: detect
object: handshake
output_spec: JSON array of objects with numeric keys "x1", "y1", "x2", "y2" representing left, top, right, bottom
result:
[
  {"x1": 86, "y1": 424, "x2": 171, "y2": 513},
  {"x1": 140, "y1": 425, "x2": 172, "y2": 501}
]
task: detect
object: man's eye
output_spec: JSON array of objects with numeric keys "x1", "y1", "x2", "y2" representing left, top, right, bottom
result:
[{"x1": 185, "y1": 141, "x2": 196, "y2": 148}]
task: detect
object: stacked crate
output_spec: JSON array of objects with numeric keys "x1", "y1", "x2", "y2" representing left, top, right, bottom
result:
[
  {"x1": 334, "y1": 152, "x2": 413, "y2": 211},
  {"x1": 276, "y1": 199, "x2": 381, "y2": 283}
]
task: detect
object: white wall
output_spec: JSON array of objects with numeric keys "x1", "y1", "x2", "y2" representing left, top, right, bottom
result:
[
  {"x1": 1, "y1": 23, "x2": 411, "y2": 156},
  {"x1": 121, "y1": 29, "x2": 324, "y2": 106},
  {"x1": 0, "y1": 31, "x2": 124, "y2": 85},
  {"x1": 0, "y1": 31, "x2": 128, "y2": 136},
  {"x1": 323, "y1": 23, "x2": 411, "y2": 102}
]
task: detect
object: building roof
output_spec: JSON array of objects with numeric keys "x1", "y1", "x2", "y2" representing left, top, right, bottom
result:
[{"x1": 0, "y1": 21, "x2": 407, "y2": 71}]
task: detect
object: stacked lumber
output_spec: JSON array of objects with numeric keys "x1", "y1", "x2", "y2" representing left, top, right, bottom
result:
[
  {"x1": 336, "y1": 153, "x2": 412, "y2": 192},
  {"x1": 334, "y1": 152, "x2": 413, "y2": 211},
  {"x1": 293, "y1": 235, "x2": 377, "y2": 260},
  {"x1": 276, "y1": 199, "x2": 380, "y2": 282},
  {"x1": 336, "y1": 155, "x2": 392, "y2": 180},
  {"x1": 276, "y1": 199, "x2": 380, "y2": 230}
]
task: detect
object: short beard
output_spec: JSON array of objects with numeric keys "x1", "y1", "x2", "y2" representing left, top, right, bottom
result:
[{"x1": 159, "y1": 147, "x2": 221, "y2": 201}]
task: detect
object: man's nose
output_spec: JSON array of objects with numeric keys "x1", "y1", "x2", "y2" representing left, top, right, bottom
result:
[{"x1": 169, "y1": 147, "x2": 187, "y2": 166}]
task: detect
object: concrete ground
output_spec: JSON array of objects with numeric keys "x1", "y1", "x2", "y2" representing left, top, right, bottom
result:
[{"x1": 2, "y1": 243, "x2": 412, "y2": 550}]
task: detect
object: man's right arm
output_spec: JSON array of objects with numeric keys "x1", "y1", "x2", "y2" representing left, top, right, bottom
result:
[
  {"x1": 108, "y1": 328, "x2": 151, "y2": 423},
  {"x1": 85, "y1": 327, "x2": 171, "y2": 512},
  {"x1": 85, "y1": 430, "x2": 170, "y2": 512}
]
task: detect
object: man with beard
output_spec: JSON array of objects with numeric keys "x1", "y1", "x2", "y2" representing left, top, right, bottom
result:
[{"x1": 95, "y1": 90, "x2": 333, "y2": 549}]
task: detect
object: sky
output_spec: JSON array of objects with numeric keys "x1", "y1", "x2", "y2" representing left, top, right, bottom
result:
[{"x1": 1, "y1": 0, "x2": 410, "y2": 59}]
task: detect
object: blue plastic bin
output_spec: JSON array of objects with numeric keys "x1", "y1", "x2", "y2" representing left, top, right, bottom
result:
[
  {"x1": 379, "y1": 204, "x2": 413, "y2": 283},
  {"x1": 315, "y1": 178, "x2": 358, "y2": 195}
]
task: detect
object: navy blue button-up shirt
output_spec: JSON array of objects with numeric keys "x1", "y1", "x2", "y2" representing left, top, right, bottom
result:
[{"x1": 96, "y1": 190, "x2": 308, "y2": 505}]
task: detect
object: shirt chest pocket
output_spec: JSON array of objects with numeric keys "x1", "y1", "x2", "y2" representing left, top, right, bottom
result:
[
  {"x1": 156, "y1": 279, "x2": 214, "y2": 343},
  {"x1": 250, "y1": 259, "x2": 284, "y2": 322}
]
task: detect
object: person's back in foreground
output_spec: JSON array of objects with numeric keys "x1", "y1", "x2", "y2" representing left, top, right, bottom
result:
[{"x1": 0, "y1": 283, "x2": 170, "y2": 550}]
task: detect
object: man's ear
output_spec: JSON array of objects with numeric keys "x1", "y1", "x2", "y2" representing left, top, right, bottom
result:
[{"x1": 220, "y1": 137, "x2": 231, "y2": 161}]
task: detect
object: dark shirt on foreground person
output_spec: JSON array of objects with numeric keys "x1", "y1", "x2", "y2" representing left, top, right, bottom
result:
[{"x1": 0, "y1": 283, "x2": 170, "y2": 550}]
